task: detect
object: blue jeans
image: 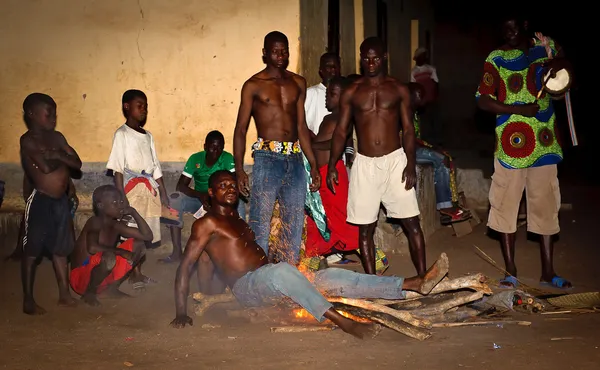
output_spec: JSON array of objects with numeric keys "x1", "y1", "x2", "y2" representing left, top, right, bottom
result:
[
  {"x1": 170, "y1": 192, "x2": 247, "y2": 227},
  {"x1": 249, "y1": 151, "x2": 306, "y2": 265},
  {"x1": 416, "y1": 147, "x2": 453, "y2": 210},
  {"x1": 232, "y1": 263, "x2": 406, "y2": 322}
]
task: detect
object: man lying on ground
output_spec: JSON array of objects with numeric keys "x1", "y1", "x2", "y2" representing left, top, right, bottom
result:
[{"x1": 170, "y1": 170, "x2": 450, "y2": 339}]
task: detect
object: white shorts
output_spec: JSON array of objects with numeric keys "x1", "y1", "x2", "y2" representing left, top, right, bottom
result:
[{"x1": 347, "y1": 148, "x2": 420, "y2": 224}]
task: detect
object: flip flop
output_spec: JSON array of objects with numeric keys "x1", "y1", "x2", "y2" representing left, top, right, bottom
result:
[
  {"x1": 330, "y1": 258, "x2": 360, "y2": 266},
  {"x1": 440, "y1": 208, "x2": 472, "y2": 224},
  {"x1": 540, "y1": 276, "x2": 573, "y2": 290},
  {"x1": 142, "y1": 276, "x2": 159, "y2": 284},
  {"x1": 132, "y1": 282, "x2": 145, "y2": 292},
  {"x1": 498, "y1": 275, "x2": 518, "y2": 289}
]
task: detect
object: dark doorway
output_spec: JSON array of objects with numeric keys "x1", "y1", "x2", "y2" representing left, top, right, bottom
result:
[{"x1": 327, "y1": 0, "x2": 340, "y2": 54}]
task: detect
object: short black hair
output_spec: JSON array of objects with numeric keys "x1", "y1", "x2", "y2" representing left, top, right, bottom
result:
[
  {"x1": 122, "y1": 89, "x2": 147, "y2": 104},
  {"x1": 328, "y1": 76, "x2": 351, "y2": 91},
  {"x1": 23, "y1": 93, "x2": 56, "y2": 113},
  {"x1": 360, "y1": 37, "x2": 386, "y2": 54},
  {"x1": 320, "y1": 52, "x2": 340, "y2": 66},
  {"x1": 205, "y1": 130, "x2": 225, "y2": 144},
  {"x1": 23, "y1": 93, "x2": 56, "y2": 127},
  {"x1": 264, "y1": 31, "x2": 288, "y2": 49},
  {"x1": 208, "y1": 170, "x2": 236, "y2": 190},
  {"x1": 92, "y1": 184, "x2": 119, "y2": 216}
]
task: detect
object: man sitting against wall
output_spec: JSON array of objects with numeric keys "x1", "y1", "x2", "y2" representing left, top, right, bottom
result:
[{"x1": 159, "y1": 130, "x2": 246, "y2": 263}]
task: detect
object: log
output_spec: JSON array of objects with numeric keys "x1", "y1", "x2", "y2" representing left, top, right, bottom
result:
[
  {"x1": 411, "y1": 291, "x2": 484, "y2": 317},
  {"x1": 372, "y1": 273, "x2": 492, "y2": 305},
  {"x1": 327, "y1": 297, "x2": 432, "y2": 329},
  {"x1": 270, "y1": 326, "x2": 336, "y2": 333},
  {"x1": 193, "y1": 291, "x2": 237, "y2": 317},
  {"x1": 432, "y1": 320, "x2": 531, "y2": 328},
  {"x1": 332, "y1": 302, "x2": 432, "y2": 341}
]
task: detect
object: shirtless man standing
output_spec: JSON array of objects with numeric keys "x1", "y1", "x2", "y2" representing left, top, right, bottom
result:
[
  {"x1": 170, "y1": 170, "x2": 449, "y2": 339},
  {"x1": 327, "y1": 37, "x2": 427, "y2": 276},
  {"x1": 234, "y1": 31, "x2": 320, "y2": 265}
]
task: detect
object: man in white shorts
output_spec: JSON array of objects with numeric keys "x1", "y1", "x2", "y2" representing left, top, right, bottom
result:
[{"x1": 326, "y1": 37, "x2": 427, "y2": 276}]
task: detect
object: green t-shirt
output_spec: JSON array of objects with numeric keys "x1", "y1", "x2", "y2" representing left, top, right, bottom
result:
[{"x1": 182, "y1": 151, "x2": 235, "y2": 192}]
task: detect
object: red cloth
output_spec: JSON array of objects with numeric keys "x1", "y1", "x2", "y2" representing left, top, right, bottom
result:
[
  {"x1": 305, "y1": 160, "x2": 358, "y2": 257},
  {"x1": 70, "y1": 239, "x2": 135, "y2": 295},
  {"x1": 124, "y1": 177, "x2": 156, "y2": 195}
]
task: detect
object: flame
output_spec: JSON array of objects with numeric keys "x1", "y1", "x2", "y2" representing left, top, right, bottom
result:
[{"x1": 292, "y1": 308, "x2": 372, "y2": 323}]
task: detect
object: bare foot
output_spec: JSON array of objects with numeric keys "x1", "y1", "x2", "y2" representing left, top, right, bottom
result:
[
  {"x1": 342, "y1": 322, "x2": 383, "y2": 340},
  {"x1": 23, "y1": 300, "x2": 47, "y2": 315},
  {"x1": 58, "y1": 296, "x2": 78, "y2": 308},
  {"x1": 81, "y1": 293, "x2": 101, "y2": 307},
  {"x1": 417, "y1": 253, "x2": 449, "y2": 295}
]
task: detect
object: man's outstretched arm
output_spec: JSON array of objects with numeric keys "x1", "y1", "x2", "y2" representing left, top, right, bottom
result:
[{"x1": 171, "y1": 217, "x2": 215, "y2": 328}]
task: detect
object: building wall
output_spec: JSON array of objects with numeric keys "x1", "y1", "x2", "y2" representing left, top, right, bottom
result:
[{"x1": 0, "y1": 0, "x2": 301, "y2": 164}]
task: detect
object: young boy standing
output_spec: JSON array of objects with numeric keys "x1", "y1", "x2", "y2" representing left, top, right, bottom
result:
[
  {"x1": 106, "y1": 90, "x2": 170, "y2": 251},
  {"x1": 70, "y1": 185, "x2": 153, "y2": 306},
  {"x1": 19, "y1": 93, "x2": 82, "y2": 315}
]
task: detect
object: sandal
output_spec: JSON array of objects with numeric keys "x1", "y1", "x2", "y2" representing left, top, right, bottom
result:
[
  {"x1": 540, "y1": 276, "x2": 573, "y2": 290},
  {"x1": 498, "y1": 275, "x2": 518, "y2": 289},
  {"x1": 440, "y1": 208, "x2": 472, "y2": 224},
  {"x1": 132, "y1": 282, "x2": 146, "y2": 292},
  {"x1": 157, "y1": 255, "x2": 180, "y2": 264}
]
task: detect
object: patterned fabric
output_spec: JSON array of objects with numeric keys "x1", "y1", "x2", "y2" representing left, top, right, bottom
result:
[
  {"x1": 302, "y1": 154, "x2": 330, "y2": 241},
  {"x1": 252, "y1": 138, "x2": 301, "y2": 155},
  {"x1": 475, "y1": 37, "x2": 562, "y2": 169}
]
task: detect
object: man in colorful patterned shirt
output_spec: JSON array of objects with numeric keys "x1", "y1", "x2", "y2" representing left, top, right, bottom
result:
[
  {"x1": 160, "y1": 130, "x2": 242, "y2": 263},
  {"x1": 476, "y1": 16, "x2": 573, "y2": 289}
]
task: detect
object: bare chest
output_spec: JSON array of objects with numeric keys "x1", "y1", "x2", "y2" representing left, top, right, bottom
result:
[
  {"x1": 352, "y1": 84, "x2": 400, "y2": 113},
  {"x1": 255, "y1": 79, "x2": 300, "y2": 109}
]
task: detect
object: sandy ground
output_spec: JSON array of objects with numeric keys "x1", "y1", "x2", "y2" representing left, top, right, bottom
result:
[{"x1": 0, "y1": 185, "x2": 599, "y2": 370}]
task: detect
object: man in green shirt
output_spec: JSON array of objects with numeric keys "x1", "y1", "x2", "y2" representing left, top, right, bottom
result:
[{"x1": 160, "y1": 131, "x2": 244, "y2": 263}]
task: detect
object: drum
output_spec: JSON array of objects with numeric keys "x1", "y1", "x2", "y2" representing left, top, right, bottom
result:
[{"x1": 544, "y1": 68, "x2": 572, "y2": 100}]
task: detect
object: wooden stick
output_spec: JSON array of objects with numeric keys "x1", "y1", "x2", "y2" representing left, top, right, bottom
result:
[
  {"x1": 328, "y1": 297, "x2": 432, "y2": 329},
  {"x1": 193, "y1": 291, "x2": 237, "y2": 317},
  {"x1": 432, "y1": 320, "x2": 531, "y2": 328},
  {"x1": 270, "y1": 326, "x2": 336, "y2": 333},
  {"x1": 371, "y1": 273, "x2": 492, "y2": 304},
  {"x1": 411, "y1": 291, "x2": 484, "y2": 317},
  {"x1": 333, "y1": 303, "x2": 431, "y2": 341}
]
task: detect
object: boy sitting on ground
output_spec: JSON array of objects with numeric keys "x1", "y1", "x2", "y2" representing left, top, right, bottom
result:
[{"x1": 70, "y1": 185, "x2": 153, "y2": 306}]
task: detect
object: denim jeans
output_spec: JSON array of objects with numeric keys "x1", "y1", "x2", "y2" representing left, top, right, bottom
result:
[
  {"x1": 416, "y1": 147, "x2": 452, "y2": 210},
  {"x1": 170, "y1": 192, "x2": 247, "y2": 227},
  {"x1": 249, "y1": 151, "x2": 306, "y2": 265},
  {"x1": 232, "y1": 263, "x2": 406, "y2": 322}
]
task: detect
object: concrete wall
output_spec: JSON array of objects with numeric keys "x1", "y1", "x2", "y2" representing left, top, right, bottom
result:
[{"x1": 0, "y1": 0, "x2": 301, "y2": 164}]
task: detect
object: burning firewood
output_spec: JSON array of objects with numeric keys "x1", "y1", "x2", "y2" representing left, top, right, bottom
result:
[
  {"x1": 332, "y1": 303, "x2": 432, "y2": 341},
  {"x1": 270, "y1": 325, "x2": 337, "y2": 333},
  {"x1": 327, "y1": 297, "x2": 432, "y2": 329}
]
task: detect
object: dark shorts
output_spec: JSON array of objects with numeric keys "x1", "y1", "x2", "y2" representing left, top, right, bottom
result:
[{"x1": 23, "y1": 190, "x2": 74, "y2": 257}]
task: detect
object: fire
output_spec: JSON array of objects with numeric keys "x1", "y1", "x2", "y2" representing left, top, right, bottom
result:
[{"x1": 292, "y1": 308, "x2": 372, "y2": 323}]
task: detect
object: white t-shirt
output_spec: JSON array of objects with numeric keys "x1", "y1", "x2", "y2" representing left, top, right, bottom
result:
[
  {"x1": 304, "y1": 83, "x2": 329, "y2": 135},
  {"x1": 106, "y1": 124, "x2": 163, "y2": 182}
]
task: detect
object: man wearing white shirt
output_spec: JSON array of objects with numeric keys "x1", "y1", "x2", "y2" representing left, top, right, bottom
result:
[{"x1": 304, "y1": 53, "x2": 355, "y2": 265}]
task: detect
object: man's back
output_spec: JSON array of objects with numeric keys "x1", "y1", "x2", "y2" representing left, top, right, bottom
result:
[
  {"x1": 348, "y1": 76, "x2": 405, "y2": 157},
  {"x1": 247, "y1": 70, "x2": 304, "y2": 142}
]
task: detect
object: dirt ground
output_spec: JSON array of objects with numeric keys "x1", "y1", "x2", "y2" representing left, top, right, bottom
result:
[{"x1": 0, "y1": 185, "x2": 599, "y2": 370}]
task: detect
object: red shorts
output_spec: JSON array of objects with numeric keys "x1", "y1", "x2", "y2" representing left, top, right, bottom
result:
[
  {"x1": 70, "y1": 239, "x2": 135, "y2": 295},
  {"x1": 305, "y1": 161, "x2": 359, "y2": 257}
]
